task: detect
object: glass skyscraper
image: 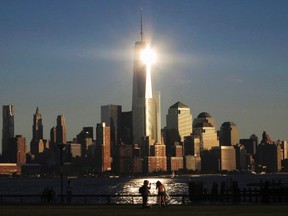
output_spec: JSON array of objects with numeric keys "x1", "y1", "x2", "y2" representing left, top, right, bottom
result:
[{"x1": 132, "y1": 24, "x2": 160, "y2": 156}]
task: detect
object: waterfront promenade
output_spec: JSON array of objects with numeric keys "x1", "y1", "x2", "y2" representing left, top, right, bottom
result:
[{"x1": 1, "y1": 205, "x2": 288, "y2": 216}]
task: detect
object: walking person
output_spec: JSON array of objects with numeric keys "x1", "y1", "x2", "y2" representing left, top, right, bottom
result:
[
  {"x1": 139, "y1": 180, "x2": 151, "y2": 208},
  {"x1": 156, "y1": 181, "x2": 166, "y2": 207}
]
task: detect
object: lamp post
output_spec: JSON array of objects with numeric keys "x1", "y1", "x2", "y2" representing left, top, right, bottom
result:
[{"x1": 58, "y1": 143, "x2": 65, "y2": 203}]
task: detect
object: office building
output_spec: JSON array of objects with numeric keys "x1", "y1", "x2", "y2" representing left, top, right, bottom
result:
[
  {"x1": 96, "y1": 123, "x2": 111, "y2": 172},
  {"x1": 76, "y1": 127, "x2": 94, "y2": 158},
  {"x1": 220, "y1": 122, "x2": 239, "y2": 146},
  {"x1": 184, "y1": 135, "x2": 201, "y2": 156},
  {"x1": 131, "y1": 19, "x2": 160, "y2": 155},
  {"x1": 119, "y1": 111, "x2": 133, "y2": 145},
  {"x1": 101, "y1": 105, "x2": 122, "y2": 145},
  {"x1": 56, "y1": 115, "x2": 67, "y2": 144},
  {"x1": 166, "y1": 101, "x2": 193, "y2": 142},
  {"x1": 68, "y1": 142, "x2": 82, "y2": 158},
  {"x1": 193, "y1": 112, "x2": 217, "y2": 129},
  {"x1": 165, "y1": 101, "x2": 192, "y2": 156},
  {"x1": 255, "y1": 132, "x2": 281, "y2": 173},
  {"x1": 101, "y1": 105, "x2": 122, "y2": 156},
  {"x1": 2, "y1": 105, "x2": 15, "y2": 162},
  {"x1": 185, "y1": 155, "x2": 201, "y2": 171},
  {"x1": 193, "y1": 112, "x2": 219, "y2": 151},
  {"x1": 167, "y1": 143, "x2": 184, "y2": 172},
  {"x1": 113, "y1": 144, "x2": 133, "y2": 174},
  {"x1": 210, "y1": 146, "x2": 236, "y2": 171},
  {"x1": 234, "y1": 144, "x2": 247, "y2": 171},
  {"x1": 220, "y1": 146, "x2": 236, "y2": 171},
  {"x1": 30, "y1": 107, "x2": 44, "y2": 155},
  {"x1": 13, "y1": 135, "x2": 27, "y2": 166},
  {"x1": 240, "y1": 136, "x2": 257, "y2": 155}
]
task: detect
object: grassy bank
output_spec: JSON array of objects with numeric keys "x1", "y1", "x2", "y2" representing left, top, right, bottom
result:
[{"x1": 1, "y1": 205, "x2": 288, "y2": 216}]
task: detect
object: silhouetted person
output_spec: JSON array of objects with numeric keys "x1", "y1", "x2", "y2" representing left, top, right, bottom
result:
[
  {"x1": 139, "y1": 180, "x2": 151, "y2": 208},
  {"x1": 156, "y1": 181, "x2": 166, "y2": 207}
]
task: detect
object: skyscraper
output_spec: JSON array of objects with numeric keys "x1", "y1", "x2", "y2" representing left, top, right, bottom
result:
[
  {"x1": 32, "y1": 107, "x2": 43, "y2": 140},
  {"x1": 56, "y1": 115, "x2": 67, "y2": 144},
  {"x1": 166, "y1": 101, "x2": 193, "y2": 142},
  {"x1": 220, "y1": 121, "x2": 239, "y2": 146},
  {"x1": 101, "y1": 105, "x2": 122, "y2": 172},
  {"x1": 96, "y1": 123, "x2": 111, "y2": 172},
  {"x1": 13, "y1": 135, "x2": 26, "y2": 166},
  {"x1": 101, "y1": 104, "x2": 122, "y2": 149},
  {"x1": 193, "y1": 112, "x2": 219, "y2": 151},
  {"x1": 30, "y1": 107, "x2": 43, "y2": 155},
  {"x1": 132, "y1": 15, "x2": 160, "y2": 155},
  {"x1": 2, "y1": 105, "x2": 15, "y2": 162}
]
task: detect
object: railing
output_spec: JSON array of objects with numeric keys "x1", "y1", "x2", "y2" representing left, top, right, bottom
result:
[
  {"x1": 1, "y1": 189, "x2": 288, "y2": 205},
  {"x1": 188, "y1": 181, "x2": 288, "y2": 204},
  {"x1": 0, "y1": 194, "x2": 190, "y2": 205}
]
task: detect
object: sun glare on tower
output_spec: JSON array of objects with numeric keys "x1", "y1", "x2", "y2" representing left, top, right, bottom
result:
[{"x1": 141, "y1": 46, "x2": 156, "y2": 66}]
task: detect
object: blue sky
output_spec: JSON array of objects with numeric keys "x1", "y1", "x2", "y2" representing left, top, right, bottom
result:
[{"x1": 1, "y1": 0, "x2": 288, "y2": 151}]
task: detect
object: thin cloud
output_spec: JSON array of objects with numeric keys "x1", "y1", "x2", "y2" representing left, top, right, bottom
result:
[{"x1": 226, "y1": 75, "x2": 243, "y2": 83}]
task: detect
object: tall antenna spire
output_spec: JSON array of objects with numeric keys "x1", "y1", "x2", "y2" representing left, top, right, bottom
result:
[{"x1": 140, "y1": 9, "x2": 144, "y2": 41}]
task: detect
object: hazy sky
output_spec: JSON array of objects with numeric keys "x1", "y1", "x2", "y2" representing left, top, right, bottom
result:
[{"x1": 1, "y1": 0, "x2": 288, "y2": 152}]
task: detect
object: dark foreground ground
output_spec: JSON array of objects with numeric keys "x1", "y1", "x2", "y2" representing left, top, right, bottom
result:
[{"x1": 1, "y1": 205, "x2": 288, "y2": 216}]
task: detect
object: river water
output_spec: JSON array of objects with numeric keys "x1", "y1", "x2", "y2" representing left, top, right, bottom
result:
[{"x1": 1, "y1": 174, "x2": 287, "y2": 204}]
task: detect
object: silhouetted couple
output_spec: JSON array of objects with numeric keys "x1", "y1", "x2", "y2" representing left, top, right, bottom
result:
[{"x1": 139, "y1": 180, "x2": 167, "y2": 208}]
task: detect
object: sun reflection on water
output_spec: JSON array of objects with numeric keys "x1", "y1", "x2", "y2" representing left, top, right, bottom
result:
[{"x1": 117, "y1": 177, "x2": 187, "y2": 205}]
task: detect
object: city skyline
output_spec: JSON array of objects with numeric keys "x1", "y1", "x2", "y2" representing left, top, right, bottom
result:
[{"x1": 1, "y1": 0, "x2": 288, "y2": 152}]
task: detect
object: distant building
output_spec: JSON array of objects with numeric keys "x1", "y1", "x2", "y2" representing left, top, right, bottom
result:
[
  {"x1": 13, "y1": 135, "x2": 27, "y2": 166},
  {"x1": 255, "y1": 142, "x2": 281, "y2": 173},
  {"x1": 143, "y1": 144, "x2": 167, "y2": 173},
  {"x1": 281, "y1": 140, "x2": 288, "y2": 160},
  {"x1": 185, "y1": 155, "x2": 201, "y2": 171},
  {"x1": 76, "y1": 127, "x2": 94, "y2": 158},
  {"x1": 101, "y1": 105, "x2": 122, "y2": 172},
  {"x1": 220, "y1": 122, "x2": 239, "y2": 146},
  {"x1": 113, "y1": 144, "x2": 133, "y2": 174},
  {"x1": 167, "y1": 143, "x2": 184, "y2": 172},
  {"x1": 2, "y1": 105, "x2": 15, "y2": 162},
  {"x1": 219, "y1": 146, "x2": 236, "y2": 171},
  {"x1": 166, "y1": 101, "x2": 193, "y2": 142},
  {"x1": 200, "y1": 150, "x2": 219, "y2": 172},
  {"x1": 165, "y1": 101, "x2": 192, "y2": 156},
  {"x1": 210, "y1": 146, "x2": 236, "y2": 171},
  {"x1": 250, "y1": 134, "x2": 259, "y2": 146},
  {"x1": 131, "y1": 24, "x2": 161, "y2": 156},
  {"x1": 119, "y1": 111, "x2": 133, "y2": 145},
  {"x1": 0, "y1": 163, "x2": 20, "y2": 175},
  {"x1": 132, "y1": 144, "x2": 142, "y2": 174},
  {"x1": 50, "y1": 127, "x2": 57, "y2": 147},
  {"x1": 56, "y1": 115, "x2": 67, "y2": 144},
  {"x1": 240, "y1": 137, "x2": 257, "y2": 155},
  {"x1": 193, "y1": 112, "x2": 217, "y2": 129},
  {"x1": 193, "y1": 112, "x2": 219, "y2": 151},
  {"x1": 96, "y1": 123, "x2": 111, "y2": 172},
  {"x1": 101, "y1": 104, "x2": 122, "y2": 150},
  {"x1": 260, "y1": 131, "x2": 273, "y2": 144},
  {"x1": 234, "y1": 144, "x2": 247, "y2": 171},
  {"x1": 68, "y1": 142, "x2": 82, "y2": 158},
  {"x1": 30, "y1": 107, "x2": 48, "y2": 156}
]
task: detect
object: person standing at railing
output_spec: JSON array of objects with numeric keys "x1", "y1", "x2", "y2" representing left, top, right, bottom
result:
[
  {"x1": 139, "y1": 180, "x2": 151, "y2": 208},
  {"x1": 156, "y1": 181, "x2": 166, "y2": 207}
]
